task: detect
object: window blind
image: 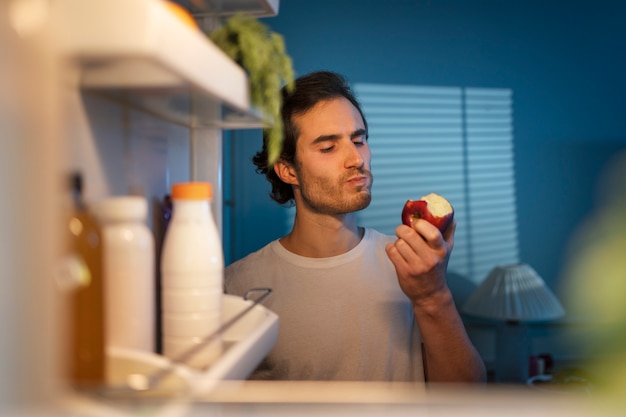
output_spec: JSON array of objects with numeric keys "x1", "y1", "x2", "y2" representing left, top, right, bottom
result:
[
  {"x1": 284, "y1": 83, "x2": 519, "y2": 284},
  {"x1": 463, "y1": 87, "x2": 519, "y2": 282}
]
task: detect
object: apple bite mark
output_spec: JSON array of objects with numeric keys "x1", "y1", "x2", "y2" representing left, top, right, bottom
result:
[{"x1": 401, "y1": 193, "x2": 454, "y2": 232}]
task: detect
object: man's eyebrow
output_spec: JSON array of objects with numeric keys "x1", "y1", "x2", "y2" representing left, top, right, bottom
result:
[
  {"x1": 311, "y1": 128, "x2": 368, "y2": 145},
  {"x1": 351, "y1": 128, "x2": 368, "y2": 139},
  {"x1": 311, "y1": 133, "x2": 341, "y2": 145}
]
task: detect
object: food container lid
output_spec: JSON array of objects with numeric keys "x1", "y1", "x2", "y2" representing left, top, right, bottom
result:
[
  {"x1": 92, "y1": 196, "x2": 148, "y2": 222},
  {"x1": 171, "y1": 182, "x2": 212, "y2": 200}
]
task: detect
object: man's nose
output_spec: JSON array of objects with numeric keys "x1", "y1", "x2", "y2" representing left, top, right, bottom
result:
[{"x1": 344, "y1": 141, "x2": 364, "y2": 168}]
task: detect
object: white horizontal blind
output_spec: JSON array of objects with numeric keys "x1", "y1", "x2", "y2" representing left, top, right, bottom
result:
[
  {"x1": 282, "y1": 83, "x2": 519, "y2": 284},
  {"x1": 463, "y1": 88, "x2": 519, "y2": 281},
  {"x1": 354, "y1": 83, "x2": 519, "y2": 283}
]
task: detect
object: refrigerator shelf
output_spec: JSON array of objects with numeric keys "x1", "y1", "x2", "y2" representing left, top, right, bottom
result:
[{"x1": 53, "y1": 0, "x2": 265, "y2": 128}]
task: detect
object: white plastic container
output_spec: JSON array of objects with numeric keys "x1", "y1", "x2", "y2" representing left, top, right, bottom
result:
[
  {"x1": 161, "y1": 182, "x2": 224, "y2": 369},
  {"x1": 93, "y1": 196, "x2": 155, "y2": 353}
]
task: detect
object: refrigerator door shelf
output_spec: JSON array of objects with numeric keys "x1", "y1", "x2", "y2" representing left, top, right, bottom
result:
[{"x1": 107, "y1": 294, "x2": 279, "y2": 397}]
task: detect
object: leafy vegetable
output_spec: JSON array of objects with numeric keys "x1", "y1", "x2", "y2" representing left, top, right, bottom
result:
[{"x1": 209, "y1": 15, "x2": 295, "y2": 166}]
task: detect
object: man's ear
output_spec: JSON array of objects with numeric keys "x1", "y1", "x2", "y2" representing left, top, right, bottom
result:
[{"x1": 274, "y1": 159, "x2": 299, "y2": 185}]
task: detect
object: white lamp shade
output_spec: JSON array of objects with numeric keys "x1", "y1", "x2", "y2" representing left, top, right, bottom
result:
[{"x1": 461, "y1": 263, "x2": 565, "y2": 322}]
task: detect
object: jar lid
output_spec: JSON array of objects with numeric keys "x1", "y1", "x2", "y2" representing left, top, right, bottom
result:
[
  {"x1": 171, "y1": 182, "x2": 212, "y2": 200},
  {"x1": 92, "y1": 196, "x2": 148, "y2": 221}
]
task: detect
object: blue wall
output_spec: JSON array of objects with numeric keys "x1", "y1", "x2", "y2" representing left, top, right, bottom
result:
[{"x1": 226, "y1": 0, "x2": 626, "y2": 306}]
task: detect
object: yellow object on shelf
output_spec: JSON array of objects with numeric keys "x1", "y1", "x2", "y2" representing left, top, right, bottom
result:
[{"x1": 164, "y1": 1, "x2": 199, "y2": 29}]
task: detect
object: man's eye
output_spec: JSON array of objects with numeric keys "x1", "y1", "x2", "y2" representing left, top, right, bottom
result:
[
  {"x1": 320, "y1": 145, "x2": 335, "y2": 153},
  {"x1": 352, "y1": 138, "x2": 365, "y2": 146}
]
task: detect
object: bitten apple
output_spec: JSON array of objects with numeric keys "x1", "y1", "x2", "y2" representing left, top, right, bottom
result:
[{"x1": 401, "y1": 193, "x2": 454, "y2": 232}]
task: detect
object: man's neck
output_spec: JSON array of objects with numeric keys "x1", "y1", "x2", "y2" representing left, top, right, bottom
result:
[{"x1": 279, "y1": 212, "x2": 364, "y2": 258}]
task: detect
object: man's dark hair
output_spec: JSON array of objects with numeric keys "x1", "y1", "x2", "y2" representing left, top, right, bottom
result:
[{"x1": 252, "y1": 70, "x2": 368, "y2": 205}]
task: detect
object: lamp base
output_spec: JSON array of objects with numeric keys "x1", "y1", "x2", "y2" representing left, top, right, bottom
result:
[{"x1": 494, "y1": 321, "x2": 530, "y2": 383}]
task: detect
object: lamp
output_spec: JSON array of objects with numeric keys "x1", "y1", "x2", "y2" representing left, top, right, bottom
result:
[
  {"x1": 462, "y1": 263, "x2": 565, "y2": 322},
  {"x1": 462, "y1": 263, "x2": 565, "y2": 382}
]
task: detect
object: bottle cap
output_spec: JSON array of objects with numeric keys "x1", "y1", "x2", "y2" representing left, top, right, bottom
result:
[{"x1": 171, "y1": 182, "x2": 212, "y2": 200}]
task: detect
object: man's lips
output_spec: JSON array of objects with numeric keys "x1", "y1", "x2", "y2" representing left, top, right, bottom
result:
[
  {"x1": 347, "y1": 172, "x2": 372, "y2": 187},
  {"x1": 348, "y1": 176, "x2": 368, "y2": 185}
]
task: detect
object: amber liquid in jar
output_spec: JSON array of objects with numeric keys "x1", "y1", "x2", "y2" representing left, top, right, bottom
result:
[{"x1": 66, "y1": 174, "x2": 106, "y2": 386}]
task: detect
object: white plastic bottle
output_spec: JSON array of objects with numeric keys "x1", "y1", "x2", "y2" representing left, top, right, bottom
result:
[
  {"x1": 93, "y1": 196, "x2": 155, "y2": 353},
  {"x1": 160, "y1": 182, "x2": 224, "y2": 369}
]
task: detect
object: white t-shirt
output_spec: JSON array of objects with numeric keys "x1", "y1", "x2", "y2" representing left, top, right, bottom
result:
[{"x1": 224, "y1": 228, "x2": 424, "y2": 381}]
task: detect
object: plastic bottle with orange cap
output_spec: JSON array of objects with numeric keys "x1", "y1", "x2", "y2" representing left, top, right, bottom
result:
[{"x1": 160, "y1": 181, "x2": 224, "y2": 369}]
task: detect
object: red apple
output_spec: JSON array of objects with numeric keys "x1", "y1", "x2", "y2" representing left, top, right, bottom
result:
[{"x1": 401, "y1": 193, "x2": 454, "y2": 232}]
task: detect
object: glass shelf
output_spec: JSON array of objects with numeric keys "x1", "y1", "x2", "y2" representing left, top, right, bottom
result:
[{"x1": 83, "y1": 87, "x2": 266, "y2": 129}]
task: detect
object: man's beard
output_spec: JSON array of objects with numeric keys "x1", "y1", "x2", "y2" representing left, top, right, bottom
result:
[{"x1": 296, "y1": 168, "x2": 373, "y2": 215}]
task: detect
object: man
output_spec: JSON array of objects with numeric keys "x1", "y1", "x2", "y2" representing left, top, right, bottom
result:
[{"x1": 225, "y1": 71, "x2": 486, "y2": 383}]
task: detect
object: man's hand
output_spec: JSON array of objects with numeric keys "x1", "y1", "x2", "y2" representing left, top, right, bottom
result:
[{"x1": 385, "y1": 218, "x2": 456, "y2": 309}]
